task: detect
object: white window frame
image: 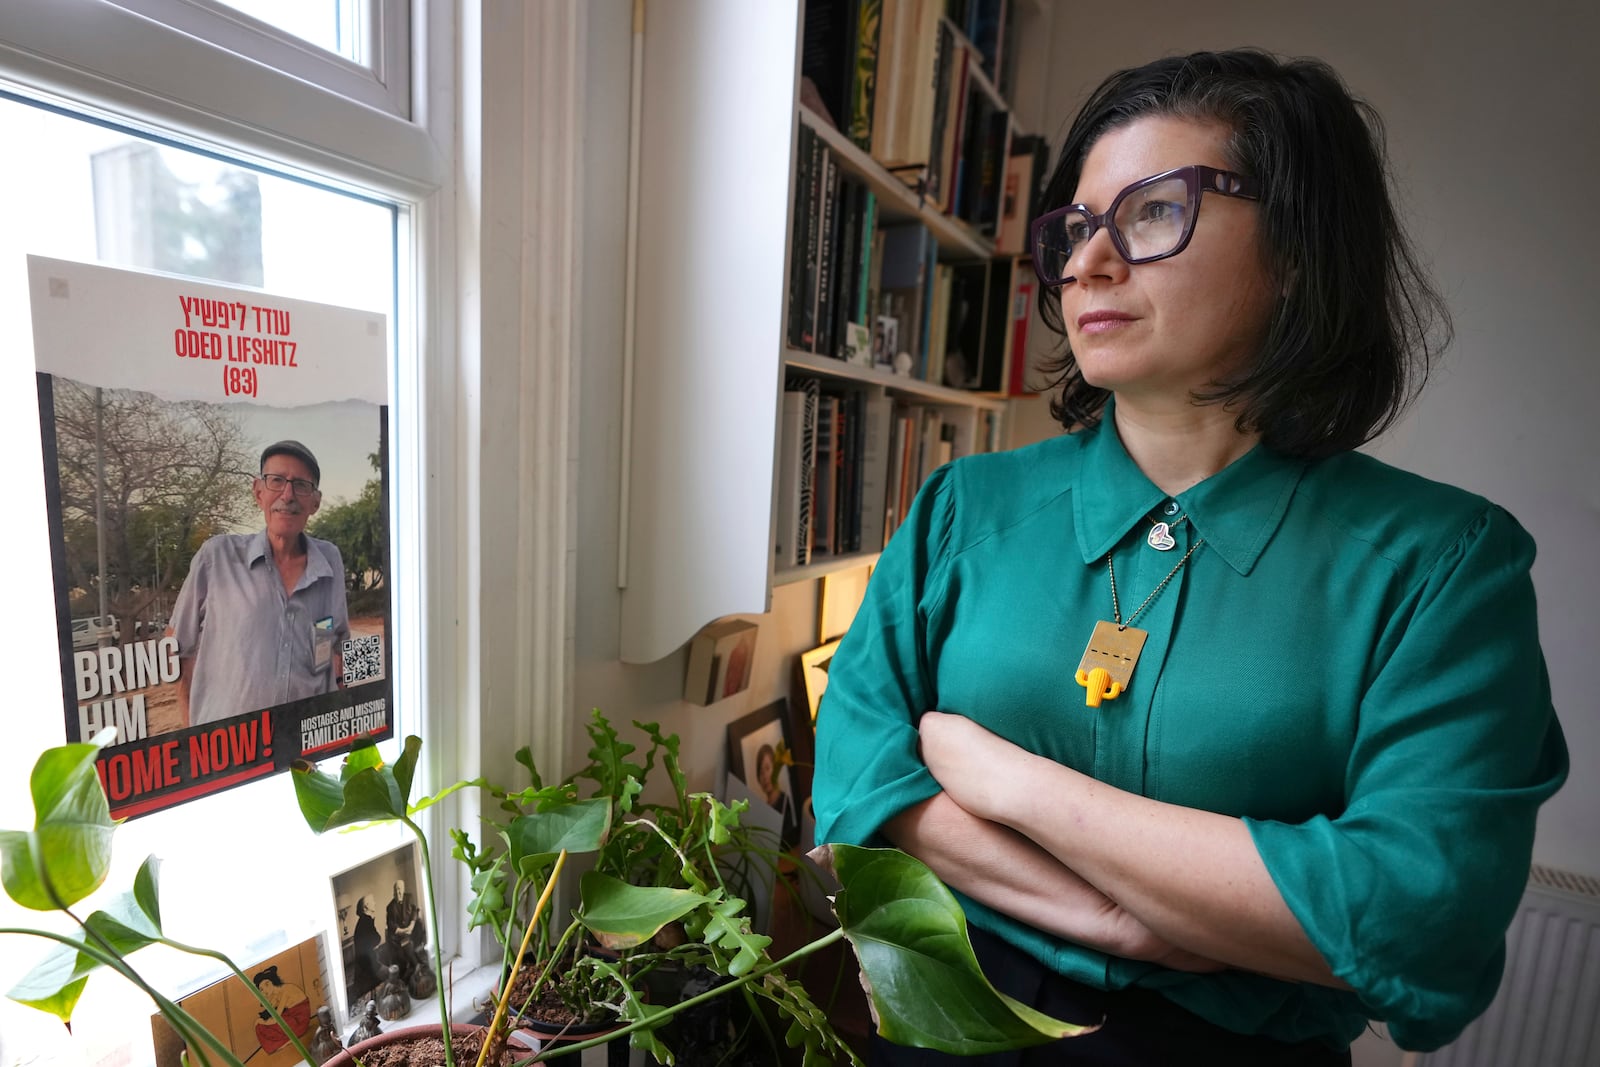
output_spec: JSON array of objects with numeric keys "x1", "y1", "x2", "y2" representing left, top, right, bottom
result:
[
  {"x1": 0, "y1": 0, "x2": 584, "y2": 1009},
  {"x1": 104, "y1": 0, "x2": 411, "y2": 120}
]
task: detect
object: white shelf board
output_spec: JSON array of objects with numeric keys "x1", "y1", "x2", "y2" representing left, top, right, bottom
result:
[
  {"x1": 775, "y1": 550, "x2": 882, "y2": 588},
  {"x1": 783, "y1": 349, "x2": 1009, "y2": 411}
]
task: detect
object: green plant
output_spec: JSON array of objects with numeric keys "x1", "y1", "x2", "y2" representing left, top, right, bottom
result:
[
  {"x1": 452, "y1": 710, "x2": 837, "y2": 1062},
  {"x1": 0, "y1": 731, "x2": 320, "y2": 1067},
  {"x1": 4, "y1": 721, "x2": 1095, "y2": 1067}
]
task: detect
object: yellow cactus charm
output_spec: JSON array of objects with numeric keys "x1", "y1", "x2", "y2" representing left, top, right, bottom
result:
[{"x1": 1075, "y1": 666, "x2": 1123, "y2": 707}]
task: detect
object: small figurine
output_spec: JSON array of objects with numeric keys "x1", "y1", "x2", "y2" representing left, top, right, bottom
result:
[
  {"x1": 348, "y1": 1000, "x2": 383, "y2": 1046},
  {"x1": 309, "y1": 1005, "x2": 344, "y2": 1064},
  {"x1": 407, "y1": 943, "x2": 437, "y2": 1000},
  {"x1": 376, "y1": 963, "x2": 410, "y2": 1020}
]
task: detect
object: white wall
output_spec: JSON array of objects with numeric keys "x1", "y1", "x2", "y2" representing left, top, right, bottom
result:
[{"x1": 570, "y1": 0, "x2": 826, "y2": 788}]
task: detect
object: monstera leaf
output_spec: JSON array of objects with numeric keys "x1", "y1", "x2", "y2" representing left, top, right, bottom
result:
[{"x1": 828, "y1": 844, "x2": 1097, "y2": 1055}]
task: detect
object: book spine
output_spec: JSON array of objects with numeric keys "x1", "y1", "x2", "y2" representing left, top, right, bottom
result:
[
  {"x1": 916, "y1": 232, "x2": 937, "y2": 380},
  {"x1": 813, "y1": 150, "x2": 839, "y2": 355},
  {"x1": 774, "y1": 391, "x2": 805, "y2": 566},
  {"x1": 849, "y1": 0, "x2": 882, "y2": 150},
  {"x1": 925, "y1": 20, "x2": 952, "y2": 205},
  {"x1": 800, "y1": 130, "x2": 824, "y2": 351},
  {"x1": 787, "y1": 125, "x2": 815, "y2": 350},
  {"x1": 1007, "y1": 272, "x2": 1034, "y2": 396},
  {"x1": 784, "y1": 374, "x2": 821, "y2": 566},
  {"x1": 832, "y1": 179, "x2": 863, "y2": 359},
  {"x1": 813, "y1": 395, "x2": 837, "y2": 555},
  {"x1": 858, "y1": 395, "x2": 893, "y2": 553},
  {"x1": 856, "y1": 191, "x2": 877, "y2": 333}
]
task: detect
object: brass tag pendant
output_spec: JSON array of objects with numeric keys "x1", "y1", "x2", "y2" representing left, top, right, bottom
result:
[{"x1": 1075, "y1": 620, "x2": 1147, "y2": 708}]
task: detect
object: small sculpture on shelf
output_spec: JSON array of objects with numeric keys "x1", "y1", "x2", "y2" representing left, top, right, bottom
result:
[
  {"x1": 309, "y1": 1005, "x2": 343, "y2": 1064},
  {"x1": 406, "y1": 941, "x2": 438, "y2": 1000},
  {"x1": 348, "y1": 999, "x2": 383, "y2": 1046},
  {"x1": 376, "y1": 963, "x2": 410, "y2": 1020}
]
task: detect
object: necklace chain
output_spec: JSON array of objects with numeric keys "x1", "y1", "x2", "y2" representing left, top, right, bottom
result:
[{"x1": 1109, "y1": 530, "x2": 1204, "y2": 629}]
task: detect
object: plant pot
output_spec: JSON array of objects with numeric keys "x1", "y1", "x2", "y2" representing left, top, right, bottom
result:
[
  {"x1": 495, "y1": 970, "x2": 641, "y2": 1066},
  {"x1": 324, "y1": 1022, "x2": 535, "y2": 1067},
  {"x1": 513, "y1": 1019, "x2": 640, "y2": 1067}
]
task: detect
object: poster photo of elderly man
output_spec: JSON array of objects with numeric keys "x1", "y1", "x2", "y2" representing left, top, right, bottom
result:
[{"x1": 29, "y1": 255, "x2": 395, "y2": 818}]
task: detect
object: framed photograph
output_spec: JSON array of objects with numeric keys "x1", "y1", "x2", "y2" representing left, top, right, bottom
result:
[
  {"x1": 726, "y1": 699, "x2": 801, "y2": 849},
  {"x1": 796, "y1": 639, "x2": 841, "y2": 729},
  {"x1": 683, "y1": 618, "x2": 759, "y2": 706},
  {"x1": 818, "y1": 565, "x2": 871, "y2": 644},
  {"x1": 328, "y1": 841, "x2": 428, "y2": 1022},
  {"x1": 150, "y1": 936, "x2": 332, "y2": 1067}
]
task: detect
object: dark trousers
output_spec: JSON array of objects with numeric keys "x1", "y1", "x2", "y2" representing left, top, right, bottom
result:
[{"x1": 870, "y1": 926, "x2": 1353, "y2": 1066}]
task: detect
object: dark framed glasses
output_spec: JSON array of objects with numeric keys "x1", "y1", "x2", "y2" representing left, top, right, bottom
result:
[
  {"x1": 1030, "y1": 165, "x2": 1261, "y2": 287},
  {"x1": 259, "y1": 472, "x2": 319, "y2": 497}
]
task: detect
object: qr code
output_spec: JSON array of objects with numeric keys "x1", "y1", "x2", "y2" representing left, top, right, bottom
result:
[{"x1": 342, "y1": 634, "x2": 384, "y2": 683}]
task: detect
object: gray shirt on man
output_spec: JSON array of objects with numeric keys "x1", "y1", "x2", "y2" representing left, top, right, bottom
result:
[{"x1": 170, "y1": 530, "x2": 349, "y2": 725}]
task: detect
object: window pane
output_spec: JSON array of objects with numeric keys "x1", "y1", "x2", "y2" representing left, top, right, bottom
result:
[
  {"x1": 0, "y1": 92, "x2": 408, "y2": 1066},
  {"x1": 211, "y1": 0, "x2": 367, "y2": 65}
]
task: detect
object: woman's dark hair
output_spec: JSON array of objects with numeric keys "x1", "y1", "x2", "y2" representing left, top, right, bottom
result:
[{"x1": 1036, "y1": 49, "x2": 1450, "y2": 458}]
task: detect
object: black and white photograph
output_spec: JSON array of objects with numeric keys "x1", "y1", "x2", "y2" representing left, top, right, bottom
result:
[{"x1": 328, "y1": 842, "x2": 427, "y2": 1021}]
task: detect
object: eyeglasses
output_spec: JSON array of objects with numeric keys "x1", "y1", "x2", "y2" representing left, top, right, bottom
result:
[
  {"x1": 1030, "y1": 165, "x2": 1261, "y2": 287},
  {"x1": 259, "y1": 472, "x2": 319, "y2": 497}
]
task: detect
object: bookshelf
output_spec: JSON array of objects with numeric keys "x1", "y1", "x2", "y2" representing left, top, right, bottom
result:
[
  {"x1": 798, "y1": 108, "x2": 993, "y2": 260},
  {"x1": 619, "y1": 0, "x2": 1046, "y2": 664}
]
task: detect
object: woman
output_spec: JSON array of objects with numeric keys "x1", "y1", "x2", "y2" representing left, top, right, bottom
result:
[
  {"x1": 347, "y1": 894, "x2": 383, "y2": 1006},
  {"x1": 755, "y1": 742, "x2": 801, "y2": 848},
  {"x1": 812, "y1": 49, "x2": 1567, "y2": 1065}
]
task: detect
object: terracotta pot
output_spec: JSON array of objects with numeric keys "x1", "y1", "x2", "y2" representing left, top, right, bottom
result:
[{"x1": 323, "y1": 1022, "x2": 534, "y2": 1067}]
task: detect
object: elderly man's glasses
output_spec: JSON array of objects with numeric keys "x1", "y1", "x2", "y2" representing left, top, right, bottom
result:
[
  {"x1": 259, "y1": 472, "x2": 319, "y2": 497},
  {"x1": 1030, "y1": 165, "x2": 1261, "y2": 287}
]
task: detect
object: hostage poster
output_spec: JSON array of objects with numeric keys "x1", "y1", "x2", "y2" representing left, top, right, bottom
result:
[{"x1": 28, "y1": 255, "x2": 394, "y2": 818}]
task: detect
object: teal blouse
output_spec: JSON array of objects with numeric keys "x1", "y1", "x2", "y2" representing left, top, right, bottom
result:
[{"x1": 811, "y1": 418, "x2": 1569, "y2": 1051}]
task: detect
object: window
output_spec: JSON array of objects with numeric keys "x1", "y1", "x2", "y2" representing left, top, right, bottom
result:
[
  {"x1": 0, "y1": 2, "x2": 453, "y2": 1063},
  {"x1": 104, "y1": 0, "x2": 410, "y2": 117}
]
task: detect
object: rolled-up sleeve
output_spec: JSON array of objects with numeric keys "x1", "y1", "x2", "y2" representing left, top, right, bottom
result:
[
  {"x1": 812, "y1": 465, "x2": 957, "y2": 849},
  {"x1": 1246, "y1": 506, "x2": 1569, "y2": 1051}
]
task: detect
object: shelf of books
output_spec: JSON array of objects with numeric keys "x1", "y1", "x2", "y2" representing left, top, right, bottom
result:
[{"x1": 772, "y1": 0, "x2": 1051, "y2": 586}]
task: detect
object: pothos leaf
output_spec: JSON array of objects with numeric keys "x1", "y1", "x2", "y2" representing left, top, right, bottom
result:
[
  {"x1": 576, "y1": 872, "x2": 713, "y2": 949},
  {"x1": 0, "y1": 733, "x2": 118, "y2": 911}
]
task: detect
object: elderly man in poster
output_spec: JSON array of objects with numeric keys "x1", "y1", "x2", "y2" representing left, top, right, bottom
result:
[{"x1": 169, "y1": 440, "x2": 348, "y2": 727}]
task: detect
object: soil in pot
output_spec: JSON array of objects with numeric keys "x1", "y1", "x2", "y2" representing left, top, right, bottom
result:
[
  {"x1": 500, "y1": 952, "x2": 630, "y2": 1034},
  {"x1": 336, "y1": 1023, "x2": 532, "y2": 1067}
]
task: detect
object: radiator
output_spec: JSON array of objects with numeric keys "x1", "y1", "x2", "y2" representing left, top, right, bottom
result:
[{"x1": 1415, "y1": 864, "x2": 1600, "y2": 1067}]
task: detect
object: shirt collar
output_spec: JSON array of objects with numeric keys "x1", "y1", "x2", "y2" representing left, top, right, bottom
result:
[
  {"x1": 248, "y1": 529, "x2": 334, "y2": 582},
  {"x1": 1073, "y1": 409, "x2": 1307, "y2": 576}
]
